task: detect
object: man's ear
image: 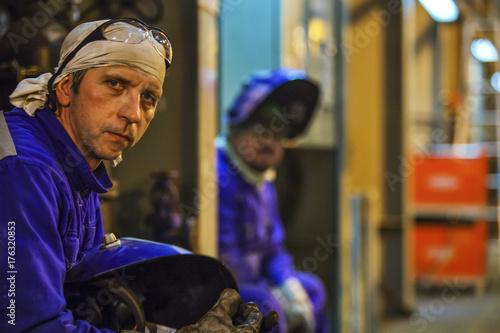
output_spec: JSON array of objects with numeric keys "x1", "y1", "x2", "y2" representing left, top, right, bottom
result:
[{"x1": 55, "y1": 74, "x2": 72, "y2": 107}]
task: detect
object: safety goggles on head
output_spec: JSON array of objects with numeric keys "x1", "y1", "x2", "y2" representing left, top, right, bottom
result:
[{"x1": 47, "y1": 17, "x2": 172, "y2": 105}]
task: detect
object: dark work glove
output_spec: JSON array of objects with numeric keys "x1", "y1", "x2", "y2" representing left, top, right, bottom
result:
[
  {"x1": 121, "y1": 321, "x2": 177, "y2": 333},
  {"x1": 177, "y1": 288, "x2": 279, "y2": 333}
]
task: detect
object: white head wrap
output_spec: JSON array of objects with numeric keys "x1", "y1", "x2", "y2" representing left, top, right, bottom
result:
[{"x1": 9, "y1": 19, "x2": 167, "y2": 116}]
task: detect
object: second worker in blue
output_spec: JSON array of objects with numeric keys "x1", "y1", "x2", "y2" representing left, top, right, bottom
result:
[{"x1": 217, "y1": 68, "x2": 330, "y2": 333}]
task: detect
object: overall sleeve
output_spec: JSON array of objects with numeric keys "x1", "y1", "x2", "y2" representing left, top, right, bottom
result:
[
  {"x1": 0, "y1": 162, "x2": 115, "y2": 333},
  {"x1": 261, "y1": 184, "x2": 295, "y2": 286},
  {"x1": 217, "y1": 178, "x2": 248, "y2": 281}
]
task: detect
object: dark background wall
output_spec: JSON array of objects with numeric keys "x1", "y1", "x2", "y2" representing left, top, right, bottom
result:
[{"x1": 0, "y1": 0, "x2": 201, "y2": 242}]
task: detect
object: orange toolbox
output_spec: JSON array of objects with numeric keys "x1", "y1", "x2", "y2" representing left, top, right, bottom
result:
[{"x1": 410, "y1": 148, "x2": 489, "y2": 289}]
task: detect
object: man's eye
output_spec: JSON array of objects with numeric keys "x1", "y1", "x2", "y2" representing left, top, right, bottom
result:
[
  {"x1": 108, "y1": 80, "x2": 121, "y2": 88},
  {"x1": 143, "y1": 93, "x2": 156, "y2": 105}
]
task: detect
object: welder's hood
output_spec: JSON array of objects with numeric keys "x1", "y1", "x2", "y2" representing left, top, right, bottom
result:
[
  {"x1": 64, "y1": 237, "x2": 237, "y2": 331},
  {"x1": 228, "y1": 67, "x2": 320, "y2": 138}
]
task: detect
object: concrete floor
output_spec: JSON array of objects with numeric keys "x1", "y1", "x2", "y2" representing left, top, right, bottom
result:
[
  {"x1": 379, "y1": 286, "x2": 500, "y2": 333},
  {"x1": 380, "y1": 240, "x2": 500, "y2": 333}
]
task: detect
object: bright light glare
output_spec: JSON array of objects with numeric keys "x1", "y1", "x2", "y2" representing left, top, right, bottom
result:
[
  {"x1": 471, "y1": 39, "x2": 499, "y2": 62},
  {"x1": 491, "y1": 72, "x2": 500, "y2": 92},
  {"x1": 418, "y1": 0, "x2": 459, "y2": 22},
  {"x1": 308, "y1": 18, "x2": 328, "y2": 43}
]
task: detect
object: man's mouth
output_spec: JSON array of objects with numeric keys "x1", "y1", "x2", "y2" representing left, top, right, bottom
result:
[
  {"x1": 107, "y1": 132, "x2": 132, "y2": 142},
  {"x1": 258, "y1": 145, "x2": 275, "y2": 154}
]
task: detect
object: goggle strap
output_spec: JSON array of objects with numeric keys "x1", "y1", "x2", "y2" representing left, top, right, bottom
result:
[{"x1": 47, "y1": 17, "x2": 172, "y2": 109}]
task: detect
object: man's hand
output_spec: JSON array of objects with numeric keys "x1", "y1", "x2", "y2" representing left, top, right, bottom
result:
[
  {"x1": 272, "y1": 278, "x2": 315, "y2": 333},
  {"x1": 177, "y1": 288, "x2": 278, "y2": 333}
]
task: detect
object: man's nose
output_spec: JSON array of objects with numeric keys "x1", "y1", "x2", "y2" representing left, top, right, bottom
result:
[{"x1": 118, "y1": 93, "x2": 141, "y2": 123}]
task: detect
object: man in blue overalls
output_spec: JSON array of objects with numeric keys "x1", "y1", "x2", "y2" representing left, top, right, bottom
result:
[
  {"x1": 217, "y1": 68, "x2": 330, "y2": 333},
  {"x1": 0, "y1": 18, "x2": 277, "y2": 333}
]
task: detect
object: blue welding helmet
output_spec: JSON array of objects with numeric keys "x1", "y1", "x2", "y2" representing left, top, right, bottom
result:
[
  {"x1": 228, "y1": 68, "x2": 319, "y2": 139},
  {"x1": 64, "y1": 236, "x2": 238, "y2": 332}
]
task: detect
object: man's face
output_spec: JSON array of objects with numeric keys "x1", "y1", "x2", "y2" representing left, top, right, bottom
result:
[
  {"x1": 229, "y1": 125, "x2": 285, "y2": 172},
  {"x1": 58, "y1": 65, "x2": 162, "y2": 169}
]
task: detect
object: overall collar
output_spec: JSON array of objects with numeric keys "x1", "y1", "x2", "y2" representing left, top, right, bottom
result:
[
  {"x1": 216, "y1": 135, "x2": 275, "y2": 187},
  {"x1": 37, "y1": 107, "x2": 113, "y2": 194}
]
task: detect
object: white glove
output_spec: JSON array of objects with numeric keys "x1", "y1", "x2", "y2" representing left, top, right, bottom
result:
[{"x1": 271, "y1": 277, "x2": 315, "y2": 333}]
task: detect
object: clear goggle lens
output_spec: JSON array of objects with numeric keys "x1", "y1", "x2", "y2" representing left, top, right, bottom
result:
[{"x1": 102, "y1": 20, "x2": 172, "y2": 66}]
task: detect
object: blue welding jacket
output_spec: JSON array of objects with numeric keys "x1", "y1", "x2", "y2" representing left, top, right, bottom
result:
[
  {"x1": 0, "y1": 107, "x2": 115, "y2": 332},
  {"x1": 217, "y1": 147, "x2": 295, "y2": 286}
]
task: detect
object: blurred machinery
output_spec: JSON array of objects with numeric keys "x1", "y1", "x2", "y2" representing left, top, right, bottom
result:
[
  {"x1": 0, "y1": 0, "x2": 164, "y2": 111},
  {"x1": 146, "y1": 169, "x2": 190, "y2": 249},
  {"x1": 0, "y1": 0, "x2": 69, "y2": 110}
]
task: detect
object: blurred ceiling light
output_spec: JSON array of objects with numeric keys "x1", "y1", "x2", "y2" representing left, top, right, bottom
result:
[
  {"x1": 491, "y1": 72, "x2": 500, "y2": 92},
  {"x1": 308, "y1": 17, "x2": 328, "y2": 43},
  {"x1": 471, "y1": 39, "x2": 499, "y2": 62},
  {"x1": 418, "y1": 0, "x2": 459, "y2": 22}
]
